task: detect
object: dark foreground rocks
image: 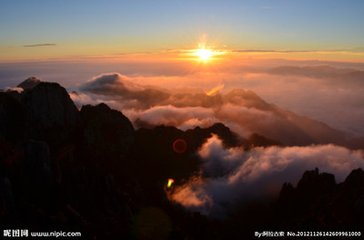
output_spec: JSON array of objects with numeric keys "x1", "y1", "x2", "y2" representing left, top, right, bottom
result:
[{"x1": 1, "y1": 79, "x2": 363, "y2": 239}]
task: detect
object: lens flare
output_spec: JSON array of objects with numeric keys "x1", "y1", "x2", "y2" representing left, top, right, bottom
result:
[
  {"x1": 167, "y1": 178, "x2": 175, "y2": 188},
  {"x1": 172, "y1": 138, "x2": 187, "y2": 154}
]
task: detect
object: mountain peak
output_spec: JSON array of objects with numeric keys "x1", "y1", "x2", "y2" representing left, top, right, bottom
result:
[{"x1": 17, "y1": 76, "x2": 41, "y2": 91}]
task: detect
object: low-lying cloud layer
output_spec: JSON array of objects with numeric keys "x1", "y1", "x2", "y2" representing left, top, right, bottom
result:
[
  {"x1": 169, "y1": 135, "x2": 364, "y2": 217},
  {"x1": 80, "y1": 73, "x2": 170, "y2": 109},
  {"x1": 3, "y1": 57, "x2": 364, "y2": 135},
  {"x1": 67, "y1": 65, "x2": 364, "y2": 218},
  {"x1": 73, "y1": 72, "x2": 351, "y2": 146},
  {"x1": 4, "y1": 57, "x2": 364, "y2": 219}
]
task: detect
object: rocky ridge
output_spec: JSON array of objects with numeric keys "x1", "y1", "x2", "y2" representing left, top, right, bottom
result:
[{"x1": 0, "y1": 78, "x2": 363, "y2": 239}]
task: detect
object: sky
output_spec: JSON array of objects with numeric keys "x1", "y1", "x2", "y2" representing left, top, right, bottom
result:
[
  {"x1": 2, "y1": 1, "x2": 364, "y2": 218},
  {"x1": 1, "y1": 0, "x2": 364, "y2": 61},
  {"x1": 1, "y1": 0, "x2": 364, "y2": 137}
]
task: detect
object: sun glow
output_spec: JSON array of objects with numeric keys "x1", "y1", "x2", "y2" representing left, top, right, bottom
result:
[
  {"x1": 195, "y1": 48, "x2": 214, "y2": 61},
  {"x1": 183, "y1": 38, "x2": 227, "y2": 62},
  {"x1": 191, "y1": 43, "x2": 227, "y2": 62}
]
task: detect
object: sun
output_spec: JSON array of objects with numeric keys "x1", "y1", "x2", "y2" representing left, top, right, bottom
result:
[
  {"x1": 195, "y1": 48, "x2": 214, "y2": 61},
  {"x1": 188, "y1": 41, "x2": 226, "y2": 62}
]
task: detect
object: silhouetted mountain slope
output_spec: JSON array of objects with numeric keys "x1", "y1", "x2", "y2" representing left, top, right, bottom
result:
[
  {"x1": 17, "y1": 76, "x2": 41, "y2": 91},
  {"x1": 223, "y1": 88, "x2": 348, "y2": 146},
  {"x1": 21, "y1": 82, "x2": 80, "y2": 148},
  {"x1": 133, "y1": 123, "x2": 242, "y2": 188},
  {"x1": 1, "y1": 78, "x2": 363, "y2": 239},
  {"x1": 0, "y1": 92, "x2": 26, "y2": 144},
  {"x1": 78, "y1": 73, "x2": 354, "y2": 147},
  {"x1": 80, "y1": 103, "x2": 134, "y2": 155},
  {"x1": 0, "y1": 78, "x2": 246, "y2": 238},
  {"x1": 276, "y1": 168, "x2": 364, "y2": 229},
  {"x1": 246, "y1": 133, "x2": 282, "y2": 148}
]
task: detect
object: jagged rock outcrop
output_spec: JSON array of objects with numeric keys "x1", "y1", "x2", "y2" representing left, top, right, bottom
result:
[
  {"x1": 276, "y1": 168, "x2": 364, "y2": 229},
  {"x1": 133, "y1": 122, "x2": 242, "y2": 189},
  {"x1": 0, "y1": 93, "x2": 26, "y2": 144},
  {"x1": 0, "y1": 80, "x2": 139, "y2": 238},
  {"x1": 185, "y1": 122, "x2": 241, "y2": 150},
  {"x1": 332, "y1": 168, "x2": 364, "y2": 226},
  {"x1": 80, "y1": 103, "x2": 134, "y2": 156},
  {"x1": 21, "y1": 82, "x2": 80, "y2": 145},
  {"x1": 296, "y1": 168, "x2": 336, "y2": 194},
  {"x1": 21, "y1": 140, "x2": 54, "y2": 204},
  {"x1": 246, "y1": 133, "x2": 282, "y2": 148},
  {"x1": 17, "y1": 76, "x2": 41, "y2": 91}
]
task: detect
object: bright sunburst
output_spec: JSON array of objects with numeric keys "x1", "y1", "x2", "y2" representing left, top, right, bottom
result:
[
  {"x1": 195, "y1": 48, "x2": 213, "y2": 61},
  {"x1": 189, "y1": 40, "x2": 227, "y2": 62}
]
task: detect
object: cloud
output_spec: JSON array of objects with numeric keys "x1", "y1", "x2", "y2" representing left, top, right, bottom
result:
[
  {"x1": 4, "y1": 87, "x2": 23, "y2": 93},
  {"x1": 169, "y1": 135, "x2": 364, "y2": 217},
  {"x1": 23, "y1": 43, "x2": 56, "y2": 48},
  {"x1": 6, "y1": 56, "x2": 362, "y2": 137},
  {"x1": 129, "y1": 105, "x2": 217, "y2": 130},
  {"x1": 267, "y1": 65, "x2": 364, "y2": 89},
  {"x1": 4, "y1": 62, "x2": 364, "y2": 219},
  {"x1": 80, "y1": 73, "x2": 170, "y2": 109},
  {"x1": 74, "y1": 72, "x2": 351, "y2": 146},
  {"x1": 233, "y1": 49, "x2": 317, "y2": 53},
  {"x1": 232, "y1": 49, "x2": 364, "y2": 54},
  {"x1": 219, "y1": 68, "x2": 364, "y2": 135}
]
